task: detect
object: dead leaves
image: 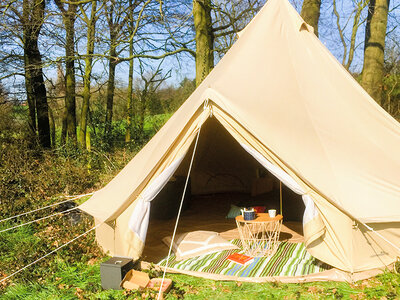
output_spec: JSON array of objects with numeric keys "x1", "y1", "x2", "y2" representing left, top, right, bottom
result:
[
  {"x1": 0, "y1": 272, "x2": 9, "y2": 288},
  {"x1": 87, "y1": 258, "x2": 97, "y2": 265},
  {"x1": 58, "y1": 283, "x2": 66, "y2": 290},
  {"x1": 74, "y1": 287, "x2": 84, "y2": 299}
]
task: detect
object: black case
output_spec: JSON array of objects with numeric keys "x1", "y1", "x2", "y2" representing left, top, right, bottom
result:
[{"x1": 100, "y1": 257, "x2": 135, "y2": 290}]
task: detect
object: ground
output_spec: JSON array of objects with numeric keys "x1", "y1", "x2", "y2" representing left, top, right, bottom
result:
[{"x1": 1, "y1": 253, "x2": 400, "y2": 299}]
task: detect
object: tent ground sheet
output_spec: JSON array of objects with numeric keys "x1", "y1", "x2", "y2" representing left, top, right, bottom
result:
[
  {"x1": 144, "y1": 193, "x2": 304, "y2": 262},
  {"x1": 157, "y1": 239, "x2": 332, "y2": 278}
]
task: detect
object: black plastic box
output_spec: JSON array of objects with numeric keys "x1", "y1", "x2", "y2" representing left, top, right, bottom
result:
[{"x1": 100, "y1": 257, "x2": 135, "y2": 290}]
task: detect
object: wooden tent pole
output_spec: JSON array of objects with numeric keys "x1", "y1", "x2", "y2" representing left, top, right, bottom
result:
[{"x1": 280, "y1": 181, "x2": 283, "y2": 216}]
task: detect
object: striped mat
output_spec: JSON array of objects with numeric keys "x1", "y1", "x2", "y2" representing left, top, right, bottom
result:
[{"x1": 158, "y1": 239, "x2": 331, "y2": 277}]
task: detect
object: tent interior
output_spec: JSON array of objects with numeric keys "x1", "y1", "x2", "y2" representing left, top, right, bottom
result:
[{"x1": 142, "y1": 117, "x2": 307, "y2": 263}]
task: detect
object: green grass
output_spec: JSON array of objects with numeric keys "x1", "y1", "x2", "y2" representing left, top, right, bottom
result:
[
  {"x1": 2, "y1": 233, "x2": 400, "y2": 300},
  {"x1": 1, "y1": 221, "x2": 400, "y2": 299},
  {"x1": 3, "y1": 267, "x2": 400, "y2": 299}
]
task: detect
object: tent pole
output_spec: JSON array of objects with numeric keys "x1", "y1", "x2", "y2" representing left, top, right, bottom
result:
[{"x1": 280, "y1": 181, "x2": 283, "y2": 216}]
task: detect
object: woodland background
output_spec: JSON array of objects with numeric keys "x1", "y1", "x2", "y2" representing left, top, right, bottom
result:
[{"x1": 1, "y1": 0, "x2": 400, "y2": 298}]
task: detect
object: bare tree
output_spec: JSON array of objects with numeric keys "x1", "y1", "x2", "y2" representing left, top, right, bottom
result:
[
  {"x1": 125, "y1": 0, "x2": 136, "y2": 143},
  {"x1": 55, "y1": 0, "x2": 78, "y2": 145},
  {"x1": 135, "y1": 60, "x2": 171, "y2": 136},
  {"x1": 212, "y1": 0, "x2": 264, "y2": 58},
  {"x1": 79, "y1": 0, "x2": 102, "y2": 149},
  {"x1": 4, "y1": 0, "x2": 51, "y2": 148},
  {"x1": 102, "y1": 0, "x2": 152, "y2": 138},
  {"x1": 333, "y1": 0, "x2": 369, "y2": 70}
]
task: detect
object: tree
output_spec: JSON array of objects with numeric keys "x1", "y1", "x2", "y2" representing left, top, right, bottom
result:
[
  {"x1": 382, "y1": 41, "x2": 400, "y2": 120},
  {"x1": 79, "y1": 0, "x2": 101, "y2": 150},
  {"x1": 300, "y1": 0, "x2": 321, "y2": 37},
  {"x1": 102, "y1": 0, "x2": 153, "y2": 139},
  {"x1": 135, "y1": 61, "x2": 170, "y2": 136},
  {"x1": 212, "y1": 0, "x2": 263, "y2": 58},
  {"x1": 0, "y1": 82, "x2": 8, "y2": 105},
  {"x1": 55, "y1": 0, "x2": 78, "y2": 145},
  {"x1": 193, "y1": 0, "x2": 213, "y2": 86},
  {"x1": 22, "y1": 0, "x2": 51, "y2": 148},
  {"x1": 333, "y1": 0, "x2": 369, "y2": 70},
  {"x1": 125, "y1": 0, "x2": 136, "y2": 143},
  {"x1": 103, "y1": 0, "x2": 120, "y2": 137},
  {"x1": 361, "y1": 0, "x2": 390, "y2": 105}
]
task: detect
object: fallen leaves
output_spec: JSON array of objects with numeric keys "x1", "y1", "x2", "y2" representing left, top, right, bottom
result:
[
  {"x1": 307, "y1": 286, "x2": 319, "y2": 294},
  {"x1": 0, "y1": 272, "x2": 9, "y2": 288},
  {"x1": 87, "y1": 258, "x2": 98, "y2": 265},
  {"x1": 74, "y1": 287, "x2": 84, "y2": 299}
]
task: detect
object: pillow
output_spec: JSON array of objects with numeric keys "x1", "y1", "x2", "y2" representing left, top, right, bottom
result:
[
  {"x1": 253, "y1": 206, "x2": 266, "y2": 213},
  {"x1": 226, "y1": 204, "x2": 243, "y2": 219},
  {"x1": 162, "y1": 231, "x2": 239, "y2": 261}
]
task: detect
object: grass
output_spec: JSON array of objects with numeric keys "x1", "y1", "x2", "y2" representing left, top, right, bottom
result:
[
  {"x1": 1, "y1": 223, "x2": 400, "y2": 300},
  {"x1": 2, "y1": 263, "x2": 400, "y2": 299},
  {"x1": 166, "y1": 272, "x2": 400, "y2": 299}
]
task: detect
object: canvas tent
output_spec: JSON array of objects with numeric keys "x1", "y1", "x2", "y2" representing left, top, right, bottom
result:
[{"x1": 79, "y1": 0, "x2": 400, "y2": 276}]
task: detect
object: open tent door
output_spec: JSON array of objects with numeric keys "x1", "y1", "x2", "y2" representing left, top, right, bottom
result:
[
  {"x1": 210, "y1": 106, "x2": 328, "y2": 247},
  {"x1": 131, "y1": 116, "x2": 325, "y2": 260}
]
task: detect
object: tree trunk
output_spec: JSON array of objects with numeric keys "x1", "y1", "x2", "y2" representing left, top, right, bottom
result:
[
  {"x1": 193, "y1": 0, "x2": 213, "y2": 87},
  {"x1": 79, "y1": 0, "x2": 97, "y2": 150},
  {"x1": 300, "y1": 0, "x2": 321, "y2": 37},
  {"x1": 125, "y1": 0, "x2": 135, "y2": 143},
  {"x1": 56, "y1": 1, "x2": 77, "y2": 145},
  {"x1": 104, "y1": 32, "x2": 117, "y2": 137},
  {"x1": 138, "y1": 89, "x2": 147, "y2": 136},
  {"x1": 125, "y1": 48, "x2": 134, "y2": 143},
  {"x1": 61, "y1": 112, "x2": 67, "y2": 144},
  {"x1": 22, "y1": 0, "x2": 51, "y2": 148},
  {"x1": 345, "y1": 1, "x2": 367, "y2": 70},
  {"x1": 24, "y1": 60, "x2": 37, "y2": 135},
  {"x1": 361, "y1": 0, "x2": 390, "y2": 105},
  {"x1": 33, "y1": 50, "x2": 51, "y2": 148},
  {"x1": 49, "y1": 106, "x2": 56, "y2": 147},
  {"x1": 65, "y1": 4, "x2": 77, "y2": 145}
]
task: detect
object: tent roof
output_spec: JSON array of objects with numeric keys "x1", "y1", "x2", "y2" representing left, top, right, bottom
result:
[{"x1": 80, "y1": 0, "x2": 400, "y2": 224}]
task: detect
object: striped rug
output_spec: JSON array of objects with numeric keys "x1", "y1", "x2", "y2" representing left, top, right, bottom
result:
[{"x1": 158, "y1": 240, "x2": 331, "y2": 277}]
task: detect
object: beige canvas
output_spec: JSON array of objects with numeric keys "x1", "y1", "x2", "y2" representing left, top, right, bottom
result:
[{"x1": 79, "y1": 0, "x2": 400, "y2": 275}]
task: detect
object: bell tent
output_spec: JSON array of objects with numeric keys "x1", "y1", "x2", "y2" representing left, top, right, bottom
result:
[{"x1": 79, "y1": 0, "x2": 400, "y2": 280}]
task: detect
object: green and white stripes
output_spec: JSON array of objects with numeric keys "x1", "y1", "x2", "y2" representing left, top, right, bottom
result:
[{"x1": 158, "y1": 240, "x2": 331, "y2": 278}]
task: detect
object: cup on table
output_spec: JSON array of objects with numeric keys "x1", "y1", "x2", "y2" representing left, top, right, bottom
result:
[
  {"x1": 241, "y1": 208, "x2": 255, "y2": 220},
  {"x1": 268, "y1": 209, "x2": 276, "y2": 218}
]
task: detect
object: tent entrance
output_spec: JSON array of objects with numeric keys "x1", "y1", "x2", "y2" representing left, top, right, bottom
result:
[
  {"x1": 150, "y1": 117, "x2": 305, "y2": 220},
  {"x1": 144, "y1": 193, "x2": 305, "y2": 262},
  {"x1": 143, "y1": 117, "x2": 305, "y2": 262}
]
